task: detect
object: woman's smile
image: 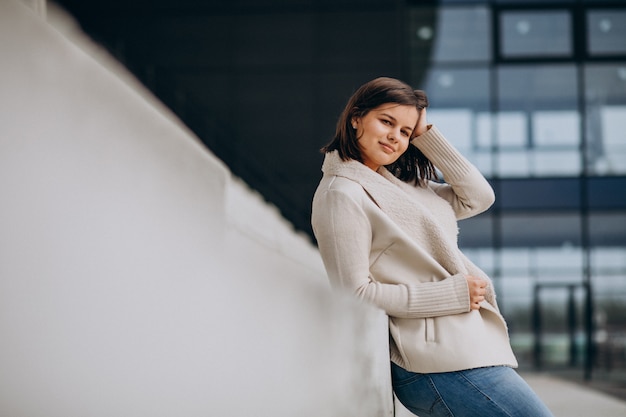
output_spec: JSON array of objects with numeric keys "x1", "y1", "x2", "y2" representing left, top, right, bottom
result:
[{"x1": 379, "y1": 141, "x2": 395, "y2": 153}]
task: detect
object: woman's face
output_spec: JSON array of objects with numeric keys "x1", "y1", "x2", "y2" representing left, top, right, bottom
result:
[{"x1": 352, "y1": 103, "x2": 419, "y2": 171}]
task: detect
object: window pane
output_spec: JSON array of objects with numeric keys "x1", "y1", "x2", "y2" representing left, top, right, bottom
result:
[
  {"x1": 409, "y1": 6, "x2": 491, "y2": 64},
  {"x1": 500, "y1": 248, "x2": 531, "y2": 275},
  {"x1": 591, "y1": 247, "x2": 626, "y2": 298},
  {"x1": 497, "y1": 65, "x2": 580, "y2": 177},
  {"x1": 500, "y1": 10, "x2": 572, "y2": 58},
  {"x1": 587, "y1": 10, "x2": 626, "y2": 56},
  {"x1": 536, "y1": 246, "x2": 583, "y2": 269},
  {"x1": 532, "y1": 150, "x2": 581, "y2": 176},
  {"x1": 585, "y1": 63, "x2": 626, "y2": 175},
  {"x1": 498, "y1": 152, "x2": 530, "y2": 177},
  {"x1": 420, "y1": 67, "x2": 490, "y2": 110},
  {"x1": 419, "y1": 67, "x2": 493, "y2": 176},
  {"x1": 535, "y1": 247, "x2": 584, "y2": 285},
  {"x1": 498, "y1": 65, "x2": 578, "y2": 110},
  {"x1": 458, "y1": 215, "x2": 494, "y2": 248},
  {"x1": 476, "y1": 112, "x2": 493, "y2": 149},
  {"x1": 463, "y1": 248, "x2": 496, "y2": 275},
  {"x1": 499, "y1": 178, "x2": 581, "y2": 210},
  {"x1": 496, "y1": 112, "x2": 527, "y2": 148},
  {"x1": 500, "y1": 213, "x2": 581, "y2": 247},
  {"x1": 599, "y1": 106, "x2": 626, "y2": 173},
  {"x1": 428, "y1": 109, "x2": 493, "y2": 176},
  {"x1": 532, "y1": 111, "x2": 580, "y2": 147},
  {"x1": 428, "y1": 109, "x2": 473, "y2": 151},
  {"x1": 590, "y1": 213, "x2": 626, "y2": 246},
  {"x1": 591, "y1": 247, "x2": 626, "y2": 271},
  {"x1": 530, "y1": 110, "x2": 581, "y2": 176}
]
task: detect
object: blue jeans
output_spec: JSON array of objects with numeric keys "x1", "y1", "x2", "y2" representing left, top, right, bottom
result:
[{"x1": 391, "y1": 363, "x2": 554, "y2": 417}]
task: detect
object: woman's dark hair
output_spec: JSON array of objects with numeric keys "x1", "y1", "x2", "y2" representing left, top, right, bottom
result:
[{"x1": 321, "y1": 77, "x2": 437, "y2": 185}]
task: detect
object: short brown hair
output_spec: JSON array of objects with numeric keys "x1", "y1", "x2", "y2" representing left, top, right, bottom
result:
[{"x1": 321, "y1": 77, "x2": 436, "y2": 184}]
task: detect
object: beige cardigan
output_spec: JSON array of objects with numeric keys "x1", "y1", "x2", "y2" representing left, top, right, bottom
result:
[{"x1": 311, "y1": 125, "x2": 518, "y2": 373}]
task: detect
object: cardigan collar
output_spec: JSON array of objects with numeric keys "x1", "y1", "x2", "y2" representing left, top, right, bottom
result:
[{"x1": 322, "y1": 150, "x2": 469, "y2": 277}]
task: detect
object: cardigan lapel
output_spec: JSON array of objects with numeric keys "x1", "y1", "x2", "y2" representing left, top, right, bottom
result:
[{"x1": 322, "y1": 151, "x2": 469, "y2": 277}]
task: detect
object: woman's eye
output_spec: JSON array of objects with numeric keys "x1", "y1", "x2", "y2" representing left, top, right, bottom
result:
[{"x1": 381, "y1": 119, "x2": 392, "y2": 125}]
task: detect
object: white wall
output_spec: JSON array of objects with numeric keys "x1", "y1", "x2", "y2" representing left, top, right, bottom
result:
[{"x1": 0, "y1": 1, "x2": 393, "y2": 416}]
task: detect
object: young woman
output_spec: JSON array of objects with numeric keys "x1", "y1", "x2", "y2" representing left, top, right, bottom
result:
[{"x1": 311, "y1": 77, "x2": 554, "y2": 417}]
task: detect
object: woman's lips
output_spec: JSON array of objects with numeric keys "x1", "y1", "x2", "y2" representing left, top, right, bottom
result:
[{"x1": 379, "y1": 142, "x2": 394, "y2": 153}]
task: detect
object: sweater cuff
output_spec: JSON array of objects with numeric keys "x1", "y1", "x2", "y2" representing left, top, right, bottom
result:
[
  {"x1": 411, "y1": 125, "x2": 474, "y2": 183},
  {"x1": 406, "y1": 274, "x2": 470, "y2": 318}
]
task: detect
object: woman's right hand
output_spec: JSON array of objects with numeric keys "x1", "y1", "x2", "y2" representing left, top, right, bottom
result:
[{"x1": 466, "y1": 275, "x2": 487, "y2": 310}]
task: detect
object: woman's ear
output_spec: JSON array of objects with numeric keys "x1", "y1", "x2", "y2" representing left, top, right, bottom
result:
[{"x1": 351, "y1": 117, "x2": 358, "y2": 130}]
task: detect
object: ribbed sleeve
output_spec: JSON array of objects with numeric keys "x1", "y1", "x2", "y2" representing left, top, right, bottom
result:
[
  {"x1": 411, "y1": 124, "x2": 474, "y2": 183},
  {"x1": 412, "y1": 124, "x2": 495, "y2": 219},
  {"x1": 405, "y1": 274, "x2": 470, "y2": 318}
]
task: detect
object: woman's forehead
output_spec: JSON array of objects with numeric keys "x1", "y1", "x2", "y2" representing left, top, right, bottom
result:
[{"x1": 370, "y1": 103, "x2": 418, "y2": 122}]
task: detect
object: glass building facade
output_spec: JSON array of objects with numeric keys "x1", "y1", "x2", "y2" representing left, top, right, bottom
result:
[{"x1": 407, "y1": 0, "x2": 626, "y2": 375}]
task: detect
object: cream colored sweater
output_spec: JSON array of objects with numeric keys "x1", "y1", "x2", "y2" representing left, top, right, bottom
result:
[{"x1": 311, "y1": 125, "x2": 518, "y2": 373}]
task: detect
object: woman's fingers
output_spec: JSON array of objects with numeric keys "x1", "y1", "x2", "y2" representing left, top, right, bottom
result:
[{"x1": 466, "y1": 275, "x2": 487, "y2": 310}]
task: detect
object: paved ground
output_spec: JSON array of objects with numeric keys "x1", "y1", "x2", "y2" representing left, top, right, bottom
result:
[{"x1": 523, "y1": 373, "x2": 626, "y2": 417}]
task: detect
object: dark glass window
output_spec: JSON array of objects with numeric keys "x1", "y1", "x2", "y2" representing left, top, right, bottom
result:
[
  {"x1": 587, "y1": 10, "x2": 626, "y2": 56},
  {"x1": 421, "y1": 68, "x2": 490, "y2": 110},
  {"x1": 500, "y1": 213, "x2": 582, "y2": 247},
  {"x1": 500, "y1": 10, "x2": 572, "y2": 58},
  {"x1": 409, "y1": 6, "x2": 491, "y2": 64},
  {"x1": 590, "y1": 213, "x2": 626, "y2": 246}
]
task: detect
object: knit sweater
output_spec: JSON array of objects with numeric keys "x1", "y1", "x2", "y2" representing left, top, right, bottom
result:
[{"x1": 311, "y1": 125, "x2": 518, "y2": 373}]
